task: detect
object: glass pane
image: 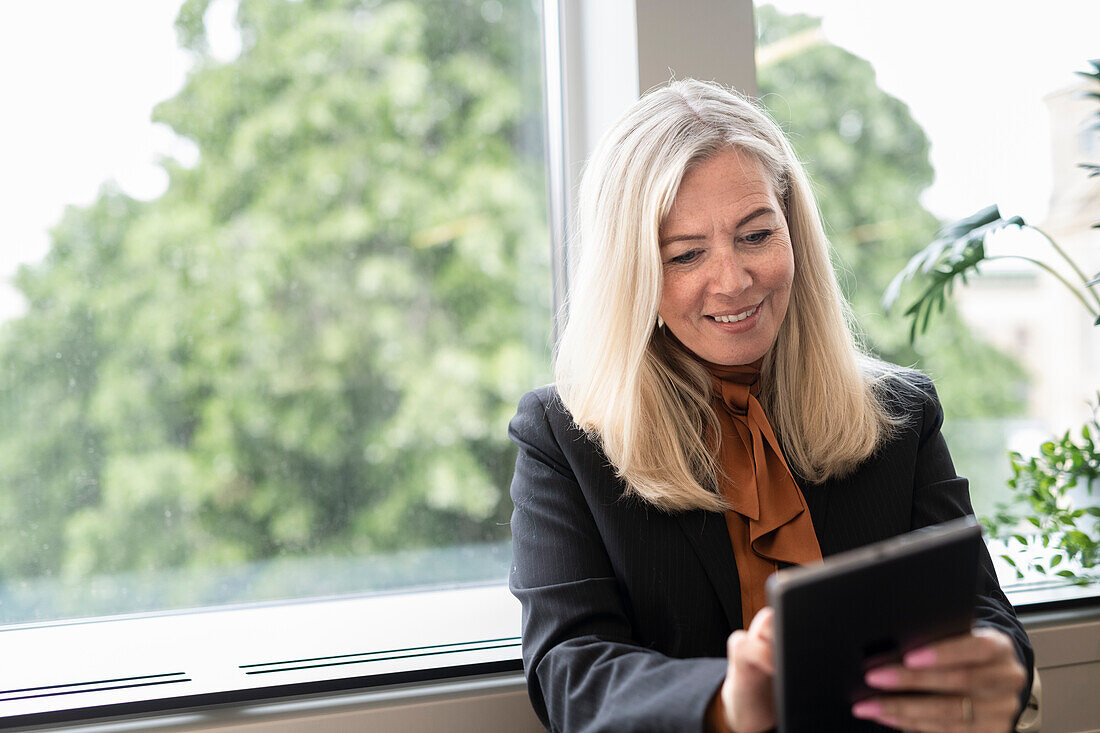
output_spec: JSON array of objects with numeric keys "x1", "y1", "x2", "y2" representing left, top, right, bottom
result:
[
  {"x1": 0, "y1": 0, "x2": 550, "y2": 624},
  {"x1": 753, "y1": 2, "x2": 1099, "y2": 589}
]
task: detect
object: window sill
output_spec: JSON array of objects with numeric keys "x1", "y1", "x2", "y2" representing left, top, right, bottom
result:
[
  {"x1": 0, "y1": 584, "x2": 521, "y2": 730},
  {"x1": 4, "y1": 576, "x2": 1099, "y2": 731},
  {"x1": 1006, "y1": 578, "x2": 1100, "y2": 612}
]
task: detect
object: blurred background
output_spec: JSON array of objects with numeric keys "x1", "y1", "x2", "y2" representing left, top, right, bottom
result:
[{"x1": 0, "y1": 0, "x2": 1095, "y2": 623}]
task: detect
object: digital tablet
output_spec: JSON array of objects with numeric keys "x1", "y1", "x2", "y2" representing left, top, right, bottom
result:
[{"x1": 766, "y1": 516, "x2": 982, "y2": 732}]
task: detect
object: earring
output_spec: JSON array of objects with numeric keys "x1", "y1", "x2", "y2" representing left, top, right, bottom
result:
[{"x1": 656, "y1": 315, "x2": 665, "y2": 329}]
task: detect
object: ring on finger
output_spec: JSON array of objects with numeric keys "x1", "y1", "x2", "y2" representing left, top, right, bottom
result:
[{"x1": 960, "y1": 695, "x2": 974, "y2": 723}]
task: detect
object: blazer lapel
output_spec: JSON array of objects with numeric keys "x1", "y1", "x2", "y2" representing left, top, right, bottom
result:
[
  {"x1": 676, "y1": 510, "x2": 744, "y2": 631},
  {"x1": 799, "y1": 478, "x2": 832, "y2": 553}
]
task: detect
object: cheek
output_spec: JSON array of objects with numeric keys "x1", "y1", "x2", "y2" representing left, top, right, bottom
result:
[
  {"x1": 658, "y1": 272, "x2": 697, "y2": 314},
  {"x1": 770, "y1": 246, "x2": 795, "y2": 291},
  {"x1": 764, "y1": 248, "x2": 795, "y2": 317}
]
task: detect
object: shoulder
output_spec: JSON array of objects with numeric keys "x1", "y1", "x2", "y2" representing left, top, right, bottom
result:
[
  {"x1": 509, "y1": 385, "x2": 601, "y2": 465},
  {"x1": 513, "y1": 384, "x2": 563, "y2": 417},
  {"x1": 510, "y1": 385, "x2": 575, "y2": 440},
  {"x1": 864, "y1": 361, "x2": 945, "y2": 443},
  {"x1": 508, "y1": 386, "x2": 627, "y2": 520}
]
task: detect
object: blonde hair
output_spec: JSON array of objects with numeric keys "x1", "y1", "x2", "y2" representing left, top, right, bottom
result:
[{"x1": 554, "y1": 79, "x2": 911, "y2": 513}]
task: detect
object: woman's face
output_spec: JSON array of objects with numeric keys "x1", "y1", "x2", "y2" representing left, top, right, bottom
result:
[{"x1": 658, "y1": 147, "x2": 794, "y2": 366}]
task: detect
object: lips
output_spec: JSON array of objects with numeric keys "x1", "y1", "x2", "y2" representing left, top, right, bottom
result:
[{"x1": 708, "y1": 304, "x2": 759, "y2": 324}]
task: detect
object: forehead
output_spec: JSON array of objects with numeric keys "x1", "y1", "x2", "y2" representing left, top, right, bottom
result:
[{"x1": 662, "y1": 148, "x2": 779, "y2": 229}]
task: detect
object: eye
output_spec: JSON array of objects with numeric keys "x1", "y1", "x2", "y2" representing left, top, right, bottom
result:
[
  {"x1": 742, "y1": 229, "x2": 773, "y2": 245},
  {"x1": 667, "y1": 249, "x2": 702, "y2": 265}
]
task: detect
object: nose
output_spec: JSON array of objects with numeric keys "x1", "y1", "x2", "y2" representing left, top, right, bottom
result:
[{"x1": 708, "y1": 246, "x2": 753, "y2": 296}]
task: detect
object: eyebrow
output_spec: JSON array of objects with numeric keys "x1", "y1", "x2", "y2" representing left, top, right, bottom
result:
[{"x1": 659, "y1": 206, "x2": 776, "y2": 247}]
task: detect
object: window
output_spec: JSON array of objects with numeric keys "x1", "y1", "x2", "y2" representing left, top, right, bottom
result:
[
  {"x1": 0, "y1": 0, "x2": 550, "y2": 625},
  {"x1": 0, "y1": 0, "x2": 562, "y2": 725},
  {"x1": 754, "y1": 0, "x2": 1100, "y2": 596},
  {"x1": 1, "y1": 0, "x2": 1094, "y2": 727},
  {"x1": 0, "y1": 0, "x2": 764, "y2": 722}
]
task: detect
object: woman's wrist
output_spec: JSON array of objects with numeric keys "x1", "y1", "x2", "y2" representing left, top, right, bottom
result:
[{"x1": 706, "y1": 688, "x2": 733, "y2": 733}]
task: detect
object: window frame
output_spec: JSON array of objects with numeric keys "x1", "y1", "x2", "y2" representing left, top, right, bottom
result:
[{"x1": 3, "y1": 1, "x2": 1099, "y2": 730}]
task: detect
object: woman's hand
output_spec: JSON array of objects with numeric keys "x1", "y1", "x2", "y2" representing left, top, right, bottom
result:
[
  {"x1": 708, "y1": 607, "x2": 777, "y2": 733},
  {"x1": 853, "y1": 627, "x2": 1028, "y2": 732}
]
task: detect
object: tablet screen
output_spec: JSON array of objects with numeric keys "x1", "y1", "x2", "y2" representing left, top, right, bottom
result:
[{"x1": 766, "y1": 517, "x2": 982, "y2": 732}]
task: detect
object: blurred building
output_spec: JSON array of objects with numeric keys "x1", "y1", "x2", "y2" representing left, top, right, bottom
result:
[{"x1": 953, "y1": 76, "x2": 1100, "y2": 439}]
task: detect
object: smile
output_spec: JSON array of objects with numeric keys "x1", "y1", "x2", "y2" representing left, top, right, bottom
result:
[{"x1": 710, "y1": 306, "x2": 758, "y2": 324}]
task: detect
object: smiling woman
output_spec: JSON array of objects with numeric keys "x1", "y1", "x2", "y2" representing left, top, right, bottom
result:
[
  {"x1": 509, "y1": 78, "x2": 1032, "y2": 733},
  {"x1": 552, "y1": 81, "x2": 905, "y2": 513}
]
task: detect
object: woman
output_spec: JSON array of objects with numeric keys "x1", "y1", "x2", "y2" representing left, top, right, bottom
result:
[{"x1": 508, "y1": 79, "x2": 1031, "y2": 733}]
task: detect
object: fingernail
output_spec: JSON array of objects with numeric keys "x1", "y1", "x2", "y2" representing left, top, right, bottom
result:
[
  {"x1": 904, "y1": 648, "x2": 937, "y2": 668},
  {"x1": 865, "y1": 668, "x2": 899, "y2": 687},
  {"x1": 852, "y1": 701, "x2": 883, "y2": 719}
]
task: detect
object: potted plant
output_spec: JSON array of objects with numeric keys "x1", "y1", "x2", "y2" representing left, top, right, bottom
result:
[{"x1": 883, "y1": 60, "x2": 1100, "y2": 583}]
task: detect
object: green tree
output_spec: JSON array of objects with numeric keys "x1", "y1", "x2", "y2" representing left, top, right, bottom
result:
[
  {"x1": 755, "y1": 5, "x2": 1025, "y2": 420},
  {"x1": 0, "y1": 0, "x2": 549, "y2": 609}
]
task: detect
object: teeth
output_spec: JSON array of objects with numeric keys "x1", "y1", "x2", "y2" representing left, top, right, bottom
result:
[{"x1": 713, "y1": 307, "x2": 757, "y2": 324}]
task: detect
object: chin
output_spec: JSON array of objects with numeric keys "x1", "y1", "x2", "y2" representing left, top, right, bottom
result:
[{"x1": 707, "y1": 343, "x2": 770, "y2": 366}]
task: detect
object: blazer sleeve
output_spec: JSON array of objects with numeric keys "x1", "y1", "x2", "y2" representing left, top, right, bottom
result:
[
  {"x1": 907, "y1": 377, "x2": 1035, "y2": 713},
  {"x1": 508, "y1": 388, "x2": 726, "y2": 732}
]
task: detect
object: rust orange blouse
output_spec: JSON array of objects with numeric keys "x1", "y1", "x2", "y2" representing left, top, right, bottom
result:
[{"x1": 705, "y1": 360, "x2": 823, "y2": 626}]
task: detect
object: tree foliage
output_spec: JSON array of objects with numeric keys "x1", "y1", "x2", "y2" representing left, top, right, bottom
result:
[
  {"x1": 0, "y1": 3, "x2": 1030, "y2": 614},
  {"x1": 755, "y1": 5, "x2": 1026, "y2": 419},
  {"x1": 0, "y1": 0, "x2": 550, "y2": 597}
]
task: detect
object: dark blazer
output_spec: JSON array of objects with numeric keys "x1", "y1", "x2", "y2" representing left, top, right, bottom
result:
[{"x1": 508, "y1": 376, "x2": 1033, "y2": 732}]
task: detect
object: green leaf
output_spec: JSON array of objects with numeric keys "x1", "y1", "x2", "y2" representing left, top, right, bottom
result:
[
  {"x1": 1074, "y1": 63, "x2": 1100, "y2": 84},
  {"x1": 1051, "y1": 554, "x2": 1063, "y2": 567},
  {"x1": 882, "y1": 205, "x2": 1025, "y2": 341},
  {"x1": 1027, "y1": 516, "x2": 1042, "y2": 528}
]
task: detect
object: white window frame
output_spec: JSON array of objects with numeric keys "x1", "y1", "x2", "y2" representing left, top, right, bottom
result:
[
  {"x1": 545, "y1": 0, "x2": 758, "y2": 329},
  {"x1": 3, "y1": 2, "x2": 1098, "y2": 730}
]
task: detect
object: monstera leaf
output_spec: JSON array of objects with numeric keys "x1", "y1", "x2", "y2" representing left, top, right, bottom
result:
[{"x1": 883, "y1": 205, "x2": 1025, "y2": 342}]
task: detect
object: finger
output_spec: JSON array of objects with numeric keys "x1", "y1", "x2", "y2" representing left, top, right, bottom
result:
[
  {"x1": 749, "y1": 606, "x2": 774, "y2": 644},
  {"x1": 864, "y1": 659, "x2": 1027, "y2": 696},
  {"x1": 728, "y1": 627, "x2": 775, "y2": 676},
  {"x1": 853, "y1": 694, "x2": 1019, "y2": 732},
  {"x1": 723, "y1": 625, "x2": 778, "y2": 733},
  {"x1": 853, "y1": 693, "x2": 969, "y2": 724},
  {"x1": 902, "y1": 627, "x2": 1017, "y2": 670}
]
